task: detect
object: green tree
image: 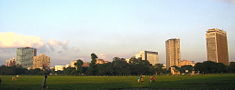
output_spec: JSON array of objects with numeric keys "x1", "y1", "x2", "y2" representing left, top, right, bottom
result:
[
  {"x1": 229, "y1": 62, "x2": 235, "y2": 73},
  {"x1": 112, "y1": 57, "x2": 130, "y2": 75},
  {"x1": 91, "y1": 53, "x2": 98, "y2": 66},
  {"x1": 180, "y1": 65, "x2": 193, "y2": 74},
  {"x1": 87, "y1": 53, "x2": 98, "y2": 75}
]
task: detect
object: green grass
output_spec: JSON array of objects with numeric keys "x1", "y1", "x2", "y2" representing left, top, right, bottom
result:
[{"x1": 1, "y1": 74, "x2": 235, "y2": 90}]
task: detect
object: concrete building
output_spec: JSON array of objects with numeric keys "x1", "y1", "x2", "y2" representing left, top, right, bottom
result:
[
  {"x1": 179, "y1": 60, "x2": 195, "y2": 67},
  {"x1": 206, "y1": 28, "x2": 229, "y2": 65},
  {"x1": 82, "y1": 62, "x2": 90, "y2": 67},
  {"x1": 166, "y1": 38, "x2": 180, "y2": 69},
  {"x1": 135, "y1": 51, "x2": 159, "y2": 65},
  {"x1": 16, "y1": 47, "x2": 37, "y2": 68},
  {"x1": 32, "y1": 54, "x2": 50, "y2": 69},
  {"x1": 54, "y1": 65, "x2": 65, "y2": 71},
  {"x1": 96, "y1": 59, "x2": 109, "y2": 64},
  {"x1": 5, "y1": 58, "x2": 16, "y2": 67},
  {"x1": 69, "y1": 60, "x2": 77, "y2": 68}
]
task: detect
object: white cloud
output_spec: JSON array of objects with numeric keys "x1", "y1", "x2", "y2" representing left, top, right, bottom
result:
[
  {"x1": 0, "y1": 32, "x2": 80, "y2": 65},
  {"x1": 0, "y1": 32, "x2": 44, "y2": 48}
]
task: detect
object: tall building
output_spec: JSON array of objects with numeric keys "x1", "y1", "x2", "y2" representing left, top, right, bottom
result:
[
  {"x1": 16, "y1": 47, "x2": 37, "y2": 68},
  {"x1": 135, "y1": 51, "x2": 159, "y2": 65},
  {"x1": 166, "y1": 38, "x2": 180, "y2": 69},
  {"x1": 206, "y1": 28, "x2": 229, "y2": 65},
  {"x1": 32, "y1": 54, "x2": 50, "y2": 69}
]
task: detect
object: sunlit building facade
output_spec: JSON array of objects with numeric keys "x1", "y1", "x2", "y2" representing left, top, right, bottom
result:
[
  {"x1": 179, "y1": 60, "x2": 195, "y2": 67},
  {"x1": 206, "y1": 28, "x2": 229, "y2": 65},
  {"x1": 135, "y1": 51, "x2": 159, "y2": 65},
  {"x1": 32, "y1": 54, "x2": 50, "y2": 69},
  {"x1": 5, "y1": 58, "x2": 16, "y2": 67},
  {"x1": 166, "y1": 38, "x2": 180, "y2": 69}
]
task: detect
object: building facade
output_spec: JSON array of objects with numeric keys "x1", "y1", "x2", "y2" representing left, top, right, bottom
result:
[
  {"x1": 16, "y1": 47, "x2": 37, "y2": 68},
  {"x1": 32, "y1": 54, "x2": 50, "y2": 69},
  {"x1": 96, "y1": 59, "x2": 109, "y2": 64},
  {"x1": 166, "y1": 38, "x2": 180, "y2": 69},
  {"x1": 5, "y1": 58, "x2": 16, "y2": 67},
  {"x1": 179, "y1": 60, "x2": 195, "y2": 67},
  {"x1": 206, "y1": 28, "x2": 229, "y2": 65},
  {"x1": 135, "y1": 51, "x2": 159, "y2": 65},
  {"x1": 54, "y1": 65, "x2": 65, "y2": 71}
]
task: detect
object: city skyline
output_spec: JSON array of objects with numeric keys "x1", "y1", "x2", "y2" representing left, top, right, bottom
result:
[{"x1": 0, "y1": 0, "x2": 235, "y2": 65}]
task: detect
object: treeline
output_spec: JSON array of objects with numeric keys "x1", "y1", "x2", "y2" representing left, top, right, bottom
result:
[{"x1": 1, "y1": 53, "x2": 235, "y2": 75}]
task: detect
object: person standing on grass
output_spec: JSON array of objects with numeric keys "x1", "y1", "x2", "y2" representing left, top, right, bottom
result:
[
  {"x1": 140, "y1": 75, "x2": 144, "y2": 83},
  {"x1": 41, "y1": 75, "x2": 48, "y2": 90},
  {"x1": 0, "y1": 77, "x2": 2, "y2": 85},
  {"x1": 149, "y1": 75, "x2": 156, "y2": 83}
]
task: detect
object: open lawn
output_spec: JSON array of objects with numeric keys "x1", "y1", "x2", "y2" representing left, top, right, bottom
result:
[{"x1": 0, "y1": 74, "x2": 235, "y2": 90}]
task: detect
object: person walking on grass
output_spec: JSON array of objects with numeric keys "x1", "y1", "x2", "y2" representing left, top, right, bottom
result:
[
  {"x1": 0, "y1": 77, "x2": 2, "y2": 85},
  {"x1": 149, "y1": 75, "x2": 156, "y2": 83},
  {"x1": 137, "y1": 75, "x2": 144, "y2": 84},
  {"x1": 41, "y1": 75, "x2": 48, "y2": 90}
]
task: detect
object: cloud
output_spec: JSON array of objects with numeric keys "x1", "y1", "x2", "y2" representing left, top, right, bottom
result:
[
  {"x1": 0, "y1": 32, "x2": 44, "y2": 48},
  {"x1": 0, "y1": 32, "x2": 80, "y2": 65}
]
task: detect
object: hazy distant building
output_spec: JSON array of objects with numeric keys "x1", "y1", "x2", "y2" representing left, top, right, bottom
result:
[
  {"x1": 82, "y1": 62, "x2": 90, "y2": 67},
  {"x1": 135, "y1": 51, "x2": 159, "y2": 65},
  {"x1": 96, "y1": 59, "x2": 109, "y2": 64},
  {"x1": 206, "y1": 28, "x2": 229, "y2": 65},
  {"x1": 54, "y1": 65, "x2": 65, "y2": 71},
  {"x1": 16, "y1": 47, "x2": 37, "y2": 68},
  {"x1": 179, "y1": 60, "x2": 195, "y2": 67},
  {"x1": 166, "y1": 38, "x2": 180, "y2": 69},
  {"x1": 32, "y1": 54, "x2": 50, "y2": 69},
  {"x1": 125, "y1": 58, "x2": 131, "y2": 63},
  {"x1": 5, "y1": 58, "x2": 16, "y2": 67},
  {"x1": 69, "y1": 60, "x2": 77, "y2": 68}
]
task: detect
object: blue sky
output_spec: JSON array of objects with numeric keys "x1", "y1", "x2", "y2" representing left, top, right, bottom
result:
[{"x1": 0, "y1": 0, "x2": 235, "y2": 65}]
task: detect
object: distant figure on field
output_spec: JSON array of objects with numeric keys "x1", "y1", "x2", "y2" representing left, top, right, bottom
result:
[
  {"x1": 137, "y1": 75, "x2": 144, "y2": 84},
  {"x1": 137, "y1": 76, "x2": 141, "y2": 83},
  {"x1": 11, "y1": 76, "x2": 17, "y2": 80},
  {"x1": 149, "y1": 75, "x2": 156, "y2": 83},
  {"x1": 41, "y1": 75, "x2": 48, "y2": 90},
  {"x1": 0, "y1": 78, "x2": 2, "y2": 85},
  {"x1": 140, "y1": 75, "x2": 144, "y2": 83}
]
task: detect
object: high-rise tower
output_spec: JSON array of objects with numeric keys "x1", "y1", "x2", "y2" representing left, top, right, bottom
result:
[
  {"x1": 206, "y1": 28, "x2": 229, "y2": 65},
  {"x1": 166, "y1": 38, "x2": 180, "y2": 69},
  {"x1": 16, "y1": 47, "x2": 37, "y2": 68}
]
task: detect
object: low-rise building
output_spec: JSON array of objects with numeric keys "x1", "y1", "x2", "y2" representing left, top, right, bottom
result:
[
  {"x1": 5, "y1": 58, "x2": 16, "y2": 66},
  {"x1": 136, "y1": 51, "x2": 159, "y2": 65},
  {"x1": 179, "y1": 60, "x2": 195, "y2": 67},
  {"x1": 82, "y1": 62, "x2": 90, "y2": 67},
  {"x1": 54, "y1": 65, "x2": 65, "y2": 71},
  {"x1": 96, "y1": 59, "x2": 109, "y2": 64},
  {"x1": 32, "y1": 54, "x2": 50, "y2": 69}
]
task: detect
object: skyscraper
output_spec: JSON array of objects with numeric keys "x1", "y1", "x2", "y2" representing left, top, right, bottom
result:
[
  {"x1": 206, "y1": 28, "x2": 229, "y2": 65},
  {"x1": 136, "y1": 51, "x2": 159, "y2": 65},
  {"x1": 16, "y1": 47, "x2": 37, "y2": 68},
  {"x1": 166, "y1": 38, "x2": 180, "y2": 69}
]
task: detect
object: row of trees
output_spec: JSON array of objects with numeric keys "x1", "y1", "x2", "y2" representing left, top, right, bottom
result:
[{"x1": 1, "y1": 53, "x2": 235, "y2": 75}]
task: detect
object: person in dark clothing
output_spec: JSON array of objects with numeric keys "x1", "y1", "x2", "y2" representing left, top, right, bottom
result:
[
  {"x1": 41, "y1": 75, "x2": 48, "y2": 90},
  {"x1": 0, "y1": 78, "x2": 2, "y2": 85}
]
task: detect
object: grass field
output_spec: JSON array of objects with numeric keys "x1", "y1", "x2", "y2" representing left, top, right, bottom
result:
[{"x1": 1, "y1": 74, "x2": 235, "y2": 90}]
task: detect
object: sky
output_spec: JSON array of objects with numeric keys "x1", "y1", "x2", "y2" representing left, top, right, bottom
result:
[{"x1": 0, "y1": 0, "x2": 235, "y2": 66}]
